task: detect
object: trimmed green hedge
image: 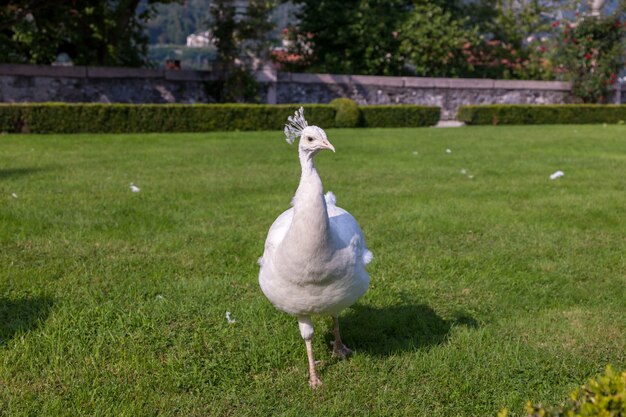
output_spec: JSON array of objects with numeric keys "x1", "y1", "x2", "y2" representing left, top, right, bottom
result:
[
  {"x1": 361, "y1": 105, "x2": 441, "y2": 128},
  {"x1": 458, "y1": 104, "x2": 626, "y2": 125},
  {"x1": 0, "y1": 102, "x2": 441, "y2": 134},
  {"x1": 0, "y1": 103, "x2": 336, "y2": 134}
]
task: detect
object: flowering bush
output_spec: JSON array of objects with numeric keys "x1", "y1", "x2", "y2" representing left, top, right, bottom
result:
[
  {"x1": 270, "y1": 25, "x2": 314, "y2": 72},
  {"x1": 555, "y1": 13, "x2": 626, "y2": 103},
  {"x1": 461, "y1": 38, "x2": 555, "y2": 80}
]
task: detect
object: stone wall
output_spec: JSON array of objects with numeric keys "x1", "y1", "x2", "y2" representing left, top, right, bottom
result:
[
  {"x1": 273, "y1": 73, "x2": 591, "y2": 119},
  {"x1": 0, "y1": 64, "x2": 219, "y2": 104},
  {"x1": 2, "y1": 64, "x2": 625, "y2": 120}
]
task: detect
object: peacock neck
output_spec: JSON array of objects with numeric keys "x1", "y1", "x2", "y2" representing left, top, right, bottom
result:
[
  {"x1": 283, "y1": 149, "x2": 331, "y2": 253},
  {"x1": 296, "y1": 150, "x2": 329, "y2": 226}
]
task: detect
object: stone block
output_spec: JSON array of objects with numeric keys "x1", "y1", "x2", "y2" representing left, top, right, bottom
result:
[
  {"x1": 87, "y1": 67, "x2": 163, "y2": 79},
  {"x1": 288, "y1": 73, "x2": 352, "y2": 84},
  {"x1": 403, "y1": 77, "x2": 451, "y2": 88},
  {"x1": 165, "y1": 70, "x2": 217, "y2": 81},
  {"x1": 0, "y1": 64, "x2": 87, "y2": 78},
  {"x1": 350, "y1": 75, "x2": 403, "y2": 87},
  {"x1": 493, "y1": 79, "x2": 570, "y2": 90}
]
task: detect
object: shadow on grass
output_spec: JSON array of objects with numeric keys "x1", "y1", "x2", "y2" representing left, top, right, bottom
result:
[
  {"x1": 0, "y1": 297, "x2": 53, "y2": 346},
  {"x1": 333, "y1": 304, "x2": 478, "y2": 356},
  {"x1": 0, "y1": 167, "x2": 49, "y2": 180}
]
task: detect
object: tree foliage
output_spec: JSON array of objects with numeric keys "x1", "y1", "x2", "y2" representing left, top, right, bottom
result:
[
  {"x1": 399, "y1": 3, "x2": 479, "y2": 77},
  {"x1": 288, "y1": 0, "x2": 586, "y2": 79},
  {"x1": 0, "y1": 0, "x2": 182, "y2": 66},
  {"x1": 292, "y1": 0, "x2": 411, "y2": 75}
]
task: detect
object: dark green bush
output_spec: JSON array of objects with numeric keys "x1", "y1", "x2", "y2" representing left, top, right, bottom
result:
[
  {"x1": 0, "y1": 104, "x2": 30, "y2": 133},
  {"x1": 329, "y1": 98, "x2": 361, "y2": 128},
  {"x1": 457, "y1": 104, "x2": 626, "y2": 125},
  {"x1": 0, "y1": 102, "x2": 443, "y2": 133},
  {"x1": 499, "y1": 366, "x2": 626, "y2": 417},
  {"x1": 360, "y1": 105, "x2": 440, "y2": 127},
  {"x1": 0, "y1": 103, "x2": 336, "y2": 134}
]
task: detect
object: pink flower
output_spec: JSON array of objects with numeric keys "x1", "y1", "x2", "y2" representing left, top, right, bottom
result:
[
  {"x1": 552, "y1": 21, "x2": 560, "y2": 28},
  {"x1": 584, "y1": 53, "x2": 591, "y2": 60}
]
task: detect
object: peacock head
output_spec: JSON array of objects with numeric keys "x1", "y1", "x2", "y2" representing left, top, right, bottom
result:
[{"x1": 284, "y1": 107, "x2": 335, "y2": 156}]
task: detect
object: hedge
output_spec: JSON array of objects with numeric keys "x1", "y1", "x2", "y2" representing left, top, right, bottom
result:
[
  {"x1": 361, "y1": 105, "x2": 441, "y2": 128},
  {"x1": 0, "y1": 103, "x2": 336, "y2": 134},
  {"x1": 0, "y1": 102, "x2": 441, "y2": 134},
  {"x1": 329, "y1": 98, "x2": 362, "y2": 128},
  {"x1": 457, "y1": 104, "x2": 626, "y2": 125}
]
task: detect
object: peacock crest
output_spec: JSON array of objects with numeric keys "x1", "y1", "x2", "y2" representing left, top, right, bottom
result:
[{"x1": 284, "y1": 107, "x2": 308, "y2": 144}]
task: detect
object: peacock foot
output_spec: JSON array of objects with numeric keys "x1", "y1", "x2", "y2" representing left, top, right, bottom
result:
[
  {"x1": 309, "y1": 374, "x2": 322, "y2": 389},
  {"x1": 331, "y1": 341, "x2": 352, "y2": 359}
]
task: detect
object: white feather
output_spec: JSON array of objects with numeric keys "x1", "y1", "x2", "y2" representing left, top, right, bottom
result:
[
  {"x1": 284, "y1": 107, "x2": 308, "y2": 144},
  {"x1": 324, "y1": 191, "x2": 336, "y2": 206}
]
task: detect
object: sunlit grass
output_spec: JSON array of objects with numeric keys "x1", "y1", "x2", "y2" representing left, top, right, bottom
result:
[{"x1": 1, "y1": 125, "x2": 625, "y2": 416}]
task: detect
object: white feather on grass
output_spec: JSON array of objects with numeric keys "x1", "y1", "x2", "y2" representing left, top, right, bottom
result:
[
  {"x1": 225, "y1": 311, "x2": 236, "y2": 324},
  {"x1": 550, "y1": 170, "x2": 564, "y2": 180}
]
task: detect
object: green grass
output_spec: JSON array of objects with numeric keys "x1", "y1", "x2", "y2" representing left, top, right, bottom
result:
[{"x1": 1, "y1": 126, "x2": 625, "y2": 416}]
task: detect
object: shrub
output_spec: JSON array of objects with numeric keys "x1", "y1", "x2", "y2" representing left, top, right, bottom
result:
[
  {"x1": 0, "y1": 103, "x2": 337, "y2": 134},
  {"x1": 499, "y1": 366, "x2": 626, "y2": 417},
  {"x1": 329, "y1": 98, "x2": 361, "y2": 128},
  {"x1": 0, "y1": 104, "x2": 30, "y2": 133},
  {"x1": 0, "y1": 103, "x2": 444, "y2": 133},
  {"x1": 554, "y1": 12, "x2": 626, "y2": 103},
  {"x1": 360, "y1": 105, "x2": 440, "y2": 128},
  {"x1": 457, "y1": 104, "x2": 626, "y2": 125}
]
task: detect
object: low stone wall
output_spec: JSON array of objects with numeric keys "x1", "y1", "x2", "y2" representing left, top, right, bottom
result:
[
  {"x1": 0, "y1": 64, "x2": 219, "y2": 104},
  {"x1": 274, "y1": 73, "x2": 583, "y2": 119},
  {"x1": 1, "y1": 64, "x2": 625, "y2": 120}
]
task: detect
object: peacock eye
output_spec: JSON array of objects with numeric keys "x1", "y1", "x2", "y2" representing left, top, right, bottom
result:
[{"x1": 307, "y1": 137, "x2": 313, "y2": 142}]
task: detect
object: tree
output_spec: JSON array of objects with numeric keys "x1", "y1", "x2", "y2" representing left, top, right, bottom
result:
[
  {"x1": 0, "y1": 0, "x2": 182, "y2": 66},
  {"x1": 289, "y1": 0, "x2": 554, "y2": 78},
  {"x1": 292, "y1": 0, "x2": 411, "y2": 76},
  {"x1": 399, "y1": 3, "x2": 480, "y2": 77}
]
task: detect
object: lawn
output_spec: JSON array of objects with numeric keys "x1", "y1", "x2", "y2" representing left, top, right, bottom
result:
[{"x1": 1, "y1": 126, "x2": 625, "y2": 416}]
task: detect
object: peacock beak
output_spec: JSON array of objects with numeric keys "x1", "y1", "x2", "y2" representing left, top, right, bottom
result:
[{"x1": 322, "y1": 140, "x2": 336, "y2": 153}]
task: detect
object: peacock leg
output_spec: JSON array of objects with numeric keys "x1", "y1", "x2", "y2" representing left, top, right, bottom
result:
[
  {"x1": 304, "y1": 339, "x2": 322, "y2": 388},
  {"x1": 298, "y1": 316, "x2": 322, "y2": 388},
  {"x1": 331, "y1": 315, "x2": 352, "y2": 359}
]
